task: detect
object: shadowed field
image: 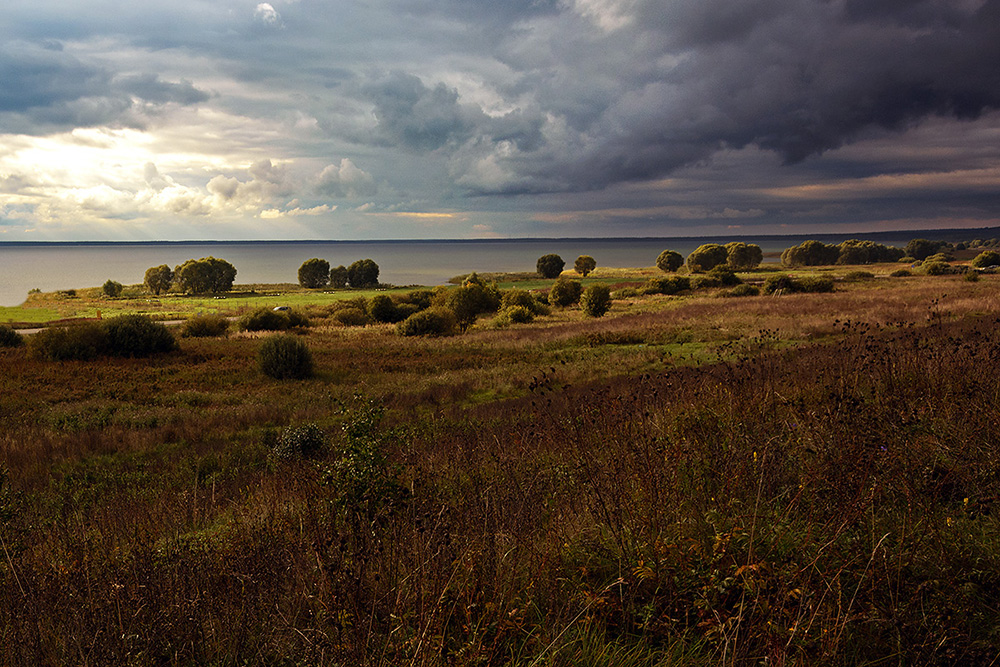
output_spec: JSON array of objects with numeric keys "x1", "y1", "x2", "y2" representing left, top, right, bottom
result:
[{"x1": 1, "y1": 270, "x2": 999, "y2": 665}]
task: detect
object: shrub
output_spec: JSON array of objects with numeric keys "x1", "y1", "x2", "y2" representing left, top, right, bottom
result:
[
  {"x1": 239, "y1": 308, "x2": 289, "y2": 332},
  {"x1": 726, "y1": 284, "x2": 760, "y2": 297},
  {"x1": 899, "y1": 256, "x2": 918, "y2": 264},
  {"x1": 181, "y1": 314, "x2": 230, "y2": 337},
  {"x1": 0, "y1": 325, "x2": 24, "y2": 348},
  {"x1": 725, "y1": 242, "x2": 763, "y2": 270},
  {"x1": 971, "y1": 250, "x2": 1000, "y2": 268},
  {"x1": 399, "y1": 290, "x2": 433, "y2": 310},
  {"x1": 258, "y1": 334, "x2": 314, "y2": 379},
  {"x1": 644, "y1": 276, "x2": 690, "y2": 295},
  {"x1": 763, "y1": 275, "x2": 797, "y2": 295},
  {"x1": 101, "y1": 315, "x2": 177, "y2": 358},
  {"x1": 656, "y1": 249, "x2": 684, "y2": 273},
  {"x1": 501, "y1": 288, "x2": 545, "y2": 314},
  {"x1": 102, "y1": 280, "x2": 123, "y2": 298},
  {"x1": 298, "y1": 258, "x2": 330, "y2": 288},
  {"x1": 905, "y1": 238, "x2": 944, "y2": 260},
  {"x1": 493, "y1": 305, "x2": 535, "y2": 327},
  {"x1": 397, "y1": 307, "x2": 457, "y2": 337},
  {"x1": 273, "y1": 423, "x2": 326, "y2": 460},
  {"x1": 781, "y1": 240, "x2": 840, "y2": 267},
  {"x1": 708, "y1": 266, "x2": 741, "y2": 286},
  {"x1": 536, "y1": 253, "x2": 565, "y2": 279},
  {"x1": 395, "y1": 303, "x2": 420, "y2": 320},
  {"x1": 574, "y1": 255, "x2": 596, "y2": 277},
  {"x1": 964, "y1": 271, "x2": 980, "y2": 282},
  {"x1": 686, "y1": 243, "x2": 728, "y2": 272},
  {"x1": 28, "y1": 323, "x2": 105, "y2": 361},
  {"x1": 548, "y1": 277, "x2": 583, "y2": 306},
  {"x1": 445, "y1": 282, "x2": 500, "y2": 330},
  {"x1": 923, "y1": 261, "x2": 952, "y2": 276},
  {"x1": 580, "y1": 284, "x2": 612, "y2": 317},
  {"x1": 333, "y1": 308, "x2": 370, "y2": 327},
  {"x1": 890, "y1": 269, "x2": 912, "y2": 277},
  {"x1": 367, "y1": 294, "x2": 402, "y2": 323},
  {"x1": 691, "y1": 275, "x2": 721, "y2": 289},
  {"x1": 285, "y1": 310, "x2": 310, "y2": 328},
  {"x1": 796, "y1": 276, "x2": 835, "y2": 293},
  {"x1": 611, "y1": 287, "x2": 639, "y2": 299},
  {"x1": 844, "y1": 270, "x2": 875, "y2": 281}
]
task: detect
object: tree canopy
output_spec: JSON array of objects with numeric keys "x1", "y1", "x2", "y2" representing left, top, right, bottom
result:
[
  {"x1": 656, "y1": 250, "x2": 684, "y2": 273},
  {"x1": 686, "y1": 244, "x2": 728, "y2": 272},
  {"x1": 536, "y1": 254, "x2": 565, "y2": 279},
  {"x1": 725, "y1": 242, "x2": 763, "y2": 270},
  {"x1": 574, "y1": 255, "x2": 596, "y2": 277},
  {"x1": 144, "y1": 264, "x2": 174, "y2": 295},
  {"x1": 298, "y1": 258, "x2": 331, "y2": 288},
  {"x1": 174, "y1": 257, "x2": 237, "y2": 294},
  {"x1": 347, "y1": 259, "x2": 380, "y2": 288}
]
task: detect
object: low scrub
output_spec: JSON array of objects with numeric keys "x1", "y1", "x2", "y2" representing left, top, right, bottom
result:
[
  {"x1": 181, "y1": 313, "x2": 230, "y2": 337},
  {"x1": 493, "y1": 305, "x2": 535, "y2": 327},
  {"x1": 763, "y1": 274, "x2": 835, "y2": 295},
  {"x1": 0, "y1": 324, "x2": 24, "y2": 348},
  {"x1": 643, "y1": 275, "x2": 690, "y2": 295},
  {"x1": 397, "y1": 307, "x2": 457, "y2": 337},
  {"x1": 725, "y1": 283, "x2": 760, "y2": 297},
  {"x1": 258, "y1": 334, "x2": 314, "y2": 379},
  {"x1": 273, "y1": 423, "x2": 326, "y2": 460},
  {"x1": 29, "y1": 316, "x2": 176, "y2": 360},
  {"x1": 238, "y1": 307, "x2": 310, "y2": 332}
]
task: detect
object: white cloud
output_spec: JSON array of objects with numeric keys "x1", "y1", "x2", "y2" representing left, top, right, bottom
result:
[
  {"x1": 315, "y1": 158, "x2": 377, "y2": 199},
  {"x1": 253, "y1": 3, "x2": 281, "y2": 25}
]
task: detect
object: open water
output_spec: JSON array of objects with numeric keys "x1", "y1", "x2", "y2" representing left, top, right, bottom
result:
[{"x1": 0, "y1": 233, "x2": 954, "y2": 307}]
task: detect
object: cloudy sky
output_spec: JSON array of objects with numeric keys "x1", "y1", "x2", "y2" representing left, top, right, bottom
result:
[{"x1": 1, "y1": 0, "x2": 999, "y2": 240}]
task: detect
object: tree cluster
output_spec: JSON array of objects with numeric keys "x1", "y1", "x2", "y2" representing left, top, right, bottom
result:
[{"x1": 296, "y1": 258, "x2": 380, "y2": 289}]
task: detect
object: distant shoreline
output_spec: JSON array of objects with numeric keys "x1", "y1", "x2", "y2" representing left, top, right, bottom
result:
[{"x1": 2, "y1": 226, "x2": 999, "y2": 246}]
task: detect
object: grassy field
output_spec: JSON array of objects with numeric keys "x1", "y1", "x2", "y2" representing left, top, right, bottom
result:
[{"x1": 2, "y1": 264, "x2": 999, "y2": 665}]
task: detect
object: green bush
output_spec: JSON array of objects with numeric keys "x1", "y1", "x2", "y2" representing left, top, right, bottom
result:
[
  {"x1": 258, "y1": 335, "x2": 314, "y2": 379},
  {"x1": 395, "y1": 303, "x2": 420, "y2": 320},
  {"x1": 964, "y1": 271, "x2": 980, "y2": 282},
  {"x1": 691, "y1": 275, "x2": 721, "y2": 289},
  {"x1": 102, "y1": 280, "x2": 123, "y2": 298},
  {"x1": 726, "y1": 284, "x2": 760, "y2": 297},
  {"x1": 181, "y1": 314, "x2": 230, "y2": 337},
  {"x1": 644, "y1": 276, "x2": 690, "y2": 295},
  {"x1": 239, "y1": 308, "x2": 289, "y2": 332},
  {"x1": 890, "y1": 269, "x2": 912, "y2": 277},
  {"x1": 971, "y1": 250, "x2": 1000, "y2": 268},
  {"x1": 285, "y1": 310, "x2": 310, "y2": 328},
  {"x1": 548, "y1": 277, "x2": 583, "y2": 306},
  {"x1": 708, "y1": 266, "x2": 741, "y2": 286},
  {"x1": 101, "y1": 315, "x2": 177, "y2": 358},
  {"x1": 333, "y1": 308, "x2": 370, "y2": 327},
  {"x1": 611, "y1": 287, "x2": 639, "y2": 299},
  {"x1": 580, "y1": 284, "x2": 612, "y2": 317},
  {"x1": 501, "y1": 288, "x2": 546, "y2": 315},
  {"x1": 536, "y1": 253, "x2": 565, "y2": 279},
  {"x1": 273, "y1": 423, "x2": 326, "y2": 460},
  {"x1": 399, "y1": 290, "x2": 434, "y2": 310},
  {"x1": 686, "y1": 243, "x2": 728, "y2": 272},
  {"x1": 574, "y1": 255, "x2": 596, "y2": 277},
  {"x1": 0, "y1": 325, "x2": 24, "y2": 348},
  {"x1": 844, "y1": 270, "x2": 875, "y2": 281},
  {"x1": 397, "y1": 307, "x2": 457, "y2": 337},
  {"x1": 656, "y1": 249, "x2": 684, "y2": 273},
  {"x1": 796, "y1": 276, "x2": 834, "y2": 293},
  {"x1": 28, "y1": 324, "x2": 105, "y2": 361},
  {"x1": 368, "y1": 294, "x2": 404, "y2": 323},
  {"x1": 923, "y1": 261, "x2": 952, "y2": 276},
  {"x1": 493, "y1": 305, "x2": 535, "y2": 327}
]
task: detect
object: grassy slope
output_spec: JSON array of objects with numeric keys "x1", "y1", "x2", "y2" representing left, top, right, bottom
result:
[{"x1": 2, "y1": 268, "x2": 999, "y2": 665}]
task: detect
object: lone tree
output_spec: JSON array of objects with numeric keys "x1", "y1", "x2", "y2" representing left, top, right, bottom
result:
[
  {"x1": 330, "y1": 265, "x2": 349, "y2": 288},
  {"x1": 102, "y1": 279, "x2": 123, "y2": 298},
  {"x1": 174, "y1": 257, "x2": 237, "y2": 294},
  {"x1": 536, "y1": 253, "x2": 565, "y2": 279},
  {"x1": 144, "y1": 264, "x2": 174, "y2": 295},
  {"x1": 298, "y1": 258, "x2": 330, "y2": 288},
  {"x1": 580, "y1": 284, "x2": 612, "y2": 317},
  {"x1": 686, "y1": 244, "x2": 729, "y2": 273},
  {"x1": 574, "y1": 255, "x2": 597, "y2": 277},
  {"x1": 656, "y1": 249, "x2": 684, "y2": 273},
  {"x1": 347, "y1": 259, "x2": 380, "y2": 288},
  {"x1": 725, "y1": 242, "x2": 763, "y2": 270}
]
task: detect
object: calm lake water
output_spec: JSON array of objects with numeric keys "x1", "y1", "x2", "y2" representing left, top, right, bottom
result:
[{"x1": 0, "y1": 235, "x2": 922, "y2": 307}]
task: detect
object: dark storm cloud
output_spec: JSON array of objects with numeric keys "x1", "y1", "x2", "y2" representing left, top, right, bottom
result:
[
  {"x1": 428, "y1": 0, "x2": 1000, "y2": 194},
  {"x1": 0, "y1": 40, "x2": 210, "y2": 133}
]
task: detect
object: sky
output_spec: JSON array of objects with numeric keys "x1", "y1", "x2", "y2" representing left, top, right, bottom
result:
[{"x1": 1, "y1": 0, "x2": 999, "y2": 241}]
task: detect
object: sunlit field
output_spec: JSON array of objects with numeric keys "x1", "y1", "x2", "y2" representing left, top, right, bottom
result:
[{"x1": 2, "y1": 263, "x2": 999, "y2": 665}]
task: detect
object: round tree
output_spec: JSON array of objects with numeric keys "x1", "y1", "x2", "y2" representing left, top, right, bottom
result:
[
  {"x1": 536, "y1": 254, "x2": 565, "y2": 279},
  {"x1": 102, "y1": 279, "x2": 123, "y2": 298},
  {"x1": 174, "y1": 257, "x2": 237, "y2": 294},
  {"x1": 298, "y1": 258, "x2": 330, "y2": 288},
  {"x1": 574, "y1": 255, "x2": 597, "y2": 277},
  {"x1": 580, "y1": 284, "x2": 612, "y2": 317},
  {"x1": 656, "y1": 250, "x2": 684, "y2": 273},
  {"x1": 330, "y1": 265, "x2": 349, "y2": 288},
  {"x1": 144, "y1": 264, "x2": 174, "y2": 295},
  {"x1": 686, "y1": 244, "x2": 729, "y2": 273},
  {"x1": 725, "y1": 242, "x2": 763, "y2": 270},
  {"x1": 548, "y1": 277, "x2": 583, "y2": 307},
  {"x1": 347, "y1": 259, "x2": 380, "y2": 288}
]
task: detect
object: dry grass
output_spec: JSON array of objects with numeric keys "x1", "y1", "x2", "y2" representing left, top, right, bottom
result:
[{"x1": 1, "y1": 272, "x2": 1000, "y2": 665}]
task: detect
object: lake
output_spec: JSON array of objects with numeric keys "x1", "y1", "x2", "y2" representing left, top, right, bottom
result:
[{"x1": 0, "y1": 233, "x2": 949, "y2": 306}]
